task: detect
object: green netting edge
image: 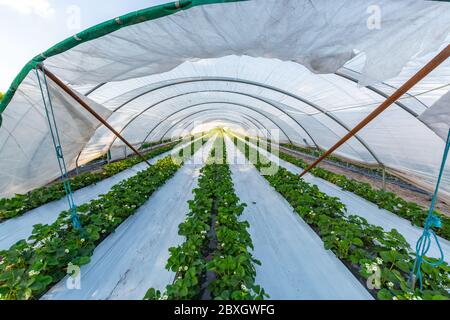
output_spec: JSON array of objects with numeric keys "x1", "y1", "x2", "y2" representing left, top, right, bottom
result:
[{"x1": 0, "y1": 0, "x2": 246, "y2": 125}]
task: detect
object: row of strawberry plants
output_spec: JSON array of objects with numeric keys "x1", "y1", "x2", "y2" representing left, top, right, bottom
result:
[
  {"x1": 245, "y1": 135, "x2": 376, "y2": 173},
  {"x1": 0, "y1": 142, "x2": 179, "y2": 222},
  {"x1": 280, "y1": 143, "x2": 383, "y2": 173},
  {"x1": 139, "y1": 139, "x2": 174, "y2": 150},
  {"x1": 271, "y1": 143, "x2": 450, "y2": 241},
  {"x1": 233, "y1": 136, "x2": 450, "y2": 300},
  {"x1": 249, "y1": 138, "x2": 450, "y2": 242},
  {"x1": 0, "y1": 139, "x2": 208, "y2": 300},
  {"x1": 145, "y1": 137, "x2": 267, "y2": 300}
]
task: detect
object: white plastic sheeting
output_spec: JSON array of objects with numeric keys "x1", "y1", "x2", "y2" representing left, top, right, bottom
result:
[
  {"x1": 224, "y1": 136, "x2": 372, "y2": 299},
  {"x1": 0, "y1": 72, "x2": 112, "y2": 197},
  {"x1": 239, "y1": 137, "x2": 450, "y2": 263},
  {"x1": 0, "y1": 139, "x2": 197, "y2": 250},
  {"x1": 42, "y1": 137, "x2": 216, "y2": 300},
  {"x1": 419, "y1": 90, "x2": 450, "y2": 141},
  {"x1": 0, "y1": 0, "x2": 450, "y2": 197}
]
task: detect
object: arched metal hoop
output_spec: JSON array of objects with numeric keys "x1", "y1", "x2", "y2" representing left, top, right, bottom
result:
[
  {"x1": 86, "y1": 77, "x2": 383, "y2": 164},
  {"x1": 139, "y1": 102, "x2": 292, "y2": 145},
  {"x1": 104, "y1": 90, "x2": 318, "y2": 150},
  {"x1": 161, "y1": 111, "x2": 269, "y2": 141}
]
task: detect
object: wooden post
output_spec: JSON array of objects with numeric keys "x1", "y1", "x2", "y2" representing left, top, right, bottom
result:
[
  {"x1": 299, "y1": 44, "x2": 450, "y2": 178},
  {"x1": 38, "y1": 64, "x2": 151, "y2": 167}
]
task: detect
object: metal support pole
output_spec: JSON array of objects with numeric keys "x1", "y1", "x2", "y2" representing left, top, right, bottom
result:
[
  {"x1": 107, "y1": 149, "x2": 112, "y2": 164},
  {"x1": 299, "y1": 44, "x2": 450, "y2": 178},
  {"x1": 382, "y1": 167, "x2": 386, "y2": 191}
]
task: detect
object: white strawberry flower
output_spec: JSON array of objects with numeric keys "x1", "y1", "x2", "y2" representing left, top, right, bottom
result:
[{"x1": 28, "y1": 270, "x2": 40, "y2": 277}]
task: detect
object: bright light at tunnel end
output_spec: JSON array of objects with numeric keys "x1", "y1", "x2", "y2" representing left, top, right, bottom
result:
[{"x1": 168, "y1": 120, "x2": 281, "y2": 175}]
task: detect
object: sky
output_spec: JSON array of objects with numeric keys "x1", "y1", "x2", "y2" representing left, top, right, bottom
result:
[{"x1": 0, "y1": 0, "x2": 168, "y2": 92}]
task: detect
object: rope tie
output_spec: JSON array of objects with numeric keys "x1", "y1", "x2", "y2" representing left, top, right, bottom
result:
[
  {"x1": 35, "y1": 66, "x2": 82, "y2": 230},
  {"x1": 412, "y1": 128, "x2": 450, "y2": 290}
]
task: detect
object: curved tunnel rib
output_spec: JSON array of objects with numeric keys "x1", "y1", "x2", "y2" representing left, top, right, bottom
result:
[
  {"x1": 179, "y1": 116, "x2": 257, "y2": 135},
  {"x1": 143, "y1": 106, "x2": 280, "y2": 143},
  {"x1": 159, "y1": 111, "x2": 265, "y2": 141},
  {"x1": 86, "y1": 74, "x2": 426, "y2": 118},
  {"x1": 104, "y1": 101, "x2": 292, "y2": 151},
  {"x1": 111, "y1": 112, "x2": 260, "y2": 152},
  {"x1": 337, "y1": 67, "x2": 429, "y2": 114},
  {"x1": 87, "y1": 77, "x2": 382, "y2": 164},
  {"x1": 104, "y1": 90, "x2": 317, "y2": 149},
  {"x1": 138, "y1": 102, "x2": 293, "y2": 145},
  {"x1": 175, "y1": 117, "x2": 270, "y2": 142},
  {"x1": 144, "y1": 109, "x2": 273, "y2": 142}
]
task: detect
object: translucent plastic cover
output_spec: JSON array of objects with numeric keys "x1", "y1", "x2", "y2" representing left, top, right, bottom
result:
[{"x1": 0, "y1": 0, "x2": 449, "y2": 197}]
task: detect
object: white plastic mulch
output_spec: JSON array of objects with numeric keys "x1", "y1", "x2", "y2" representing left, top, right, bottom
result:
[
  {"x1": 240, "y1": 137, "x2": 450, "y2": 263},
  {"x1": 0, "y1": 139, "x2": 200, "y2": 251},
  {"x1": 224, "y1": 136, "x2": 373, "y2": 300},
  {"x1": 41, "y1": 137, "x2": 216, "y2": 300}
]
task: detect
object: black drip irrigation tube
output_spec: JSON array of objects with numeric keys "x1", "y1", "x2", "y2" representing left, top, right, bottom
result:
[{"x1": 199, "y1": 173, "x2": 219, "y2": 300}]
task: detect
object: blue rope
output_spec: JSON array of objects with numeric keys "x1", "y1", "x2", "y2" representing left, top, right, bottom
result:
[
  {"x1": 35, "y1": 66, "x2": 82, "y2": 230},
  {"x1": 412, "y1": 128, "x2": 450, "y2": 290}
]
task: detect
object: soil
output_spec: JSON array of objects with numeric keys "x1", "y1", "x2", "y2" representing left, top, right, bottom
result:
[{"x1": 280, "y1": 148, "x2": 450, "y2": 217}]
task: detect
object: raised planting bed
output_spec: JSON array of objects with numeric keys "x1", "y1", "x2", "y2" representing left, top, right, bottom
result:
[
  {"x1": 0, "y1": 157, "x2": 179, "y2": 300},
  {"x1": 253, "y1": 139, "x2": 450, "y2": 242},
  {"x1": 0, "y1": 143, "x2": 179, "y2": 222},
  {"x1": 145, "y1": 136, "x2": 267, "y2": 300},
  {"x1": 0, "y1": 139, "x2": 208, "y2": 300},
  {"x1": 233, "y1": 136, "x2": 450, "y2": 300}
]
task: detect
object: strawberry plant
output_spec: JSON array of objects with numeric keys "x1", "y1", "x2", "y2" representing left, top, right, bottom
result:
[
  {"x1": 234, "y1": 137, "x2": 450, "y2": 300},
  {"x1": 139, "y1": 139, "x2": 175, "y2": 150},
  {"x1": 0, "y1": 156, "x2": 181, "y2": 300},
  {"x1": 0, "y1": 136, "x2": 207, "y2": 300},
  {"x1": 256, "y1": 140, "x2": 450, "y2": 242},
  {"x1": 0, "y1": 143, "x2": 179, "y2": 222},
  {"x1": 145, "y1": 136, "x2": 267, "y2": 300}
]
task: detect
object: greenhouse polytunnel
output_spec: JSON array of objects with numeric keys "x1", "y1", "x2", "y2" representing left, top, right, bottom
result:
[{"x1": 0, "y1": 0, "x2": 450, "y2": 303}]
